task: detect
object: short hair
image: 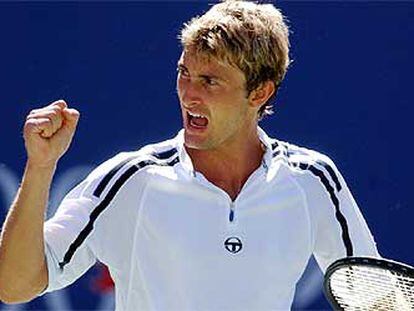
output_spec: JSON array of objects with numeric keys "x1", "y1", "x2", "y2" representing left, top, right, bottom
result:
[{"x1": 179, "y1": 0, "x2": 290, "y2": 119}]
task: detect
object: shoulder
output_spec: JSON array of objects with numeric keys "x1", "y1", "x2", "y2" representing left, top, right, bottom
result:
[
  {"x1": 91, "y1": 137, "x2": 178, "y2": 176},
  {"x1": 73, "y1": 137, "x2": 180, "y2": 200},
  {"x1": 270, "y1": 139, "x2": 343, "y2": 193},
  {"x1": 275, "y1": 140, "x2": 336, "y2": 166}
]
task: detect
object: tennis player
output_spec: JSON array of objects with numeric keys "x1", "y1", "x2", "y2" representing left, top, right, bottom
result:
[{"x1": 0, "y1": 1, "x2": 379, "y2": 310}]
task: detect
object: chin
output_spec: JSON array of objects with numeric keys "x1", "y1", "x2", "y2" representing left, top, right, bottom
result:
[{"x1": 184, "y1": 131, "x2": 212, "y2": 150}]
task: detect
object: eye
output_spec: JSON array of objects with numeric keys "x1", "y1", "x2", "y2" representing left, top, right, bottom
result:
[
  {"x1": 177, "y1": 66, "x2": 189, "y2": 78},
  {"x1": 202, "y1": 76, "x2": 218, "y2": 86}
]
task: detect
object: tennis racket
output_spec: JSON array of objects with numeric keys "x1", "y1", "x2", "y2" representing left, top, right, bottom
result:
[{"x1": 323, "y1": 256, "x2": 414, "y2": 310}]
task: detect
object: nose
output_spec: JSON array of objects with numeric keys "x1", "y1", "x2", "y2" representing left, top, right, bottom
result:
[{"x1": 177, "y1": 76, "x2": 203, "y2": 107}]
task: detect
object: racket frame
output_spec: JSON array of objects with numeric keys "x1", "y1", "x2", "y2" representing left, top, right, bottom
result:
[{"x1": 323, "y1": 256, "x2": 414, "y2": 310}]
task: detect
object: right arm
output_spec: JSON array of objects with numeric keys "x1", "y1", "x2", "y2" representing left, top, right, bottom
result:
[{"x1": 0, "y1": 100, "x2": 79, "y2": 304}]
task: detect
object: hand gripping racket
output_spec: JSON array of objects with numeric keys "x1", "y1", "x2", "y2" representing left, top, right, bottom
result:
[{"x1": 323, "y1": 256, "x2": 414, "y2": 310}]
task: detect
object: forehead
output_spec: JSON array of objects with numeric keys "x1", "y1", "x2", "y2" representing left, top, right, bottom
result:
[{"x1": 178, "y1": 49, "x2": 246, "y2": 83}]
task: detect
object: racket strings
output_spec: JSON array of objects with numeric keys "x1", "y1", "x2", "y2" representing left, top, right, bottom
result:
[{"x1": 329, "y1": 265, "x2": 414, "y2": 310}]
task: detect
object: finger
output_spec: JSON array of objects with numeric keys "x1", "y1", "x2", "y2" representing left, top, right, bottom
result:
[
  {"x1": 62, "y1": 108, "x2": 80, "y2": 129},
  {"x1": 28, "y1": 109, "x2": 40, "y2": 116},
  {"x1": 26, "y1": 108, "x2": 63, "y2": 134},
  {"x1": 52, "y1": 108, "x2": 80, "y2": 142},
  {"x1": 47, "y1": 99, "x2": 67, "y2": 110},
  {"x1": 28, "y1": 99, "x2": 67, "y2": 116},
  {"x1": 24, "y1": 118, "x2": 54, "y2": 138}
]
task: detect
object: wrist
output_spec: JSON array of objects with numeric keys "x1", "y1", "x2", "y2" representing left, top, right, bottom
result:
[
  {"x1": 25, "y1": 159, "x2": 58, "y2": 173},
  {"x1": 22, "y1": 161, "x2": 57, "y2": 193}
]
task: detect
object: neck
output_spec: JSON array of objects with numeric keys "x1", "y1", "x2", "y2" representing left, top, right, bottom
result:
[{"x1": 186, "y1": 130, "x2": 265, "y2": 200}]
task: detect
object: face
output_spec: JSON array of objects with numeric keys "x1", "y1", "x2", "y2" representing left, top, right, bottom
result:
[{"x1": 176, "y1": 49, "x2": 258, "y2": 151}]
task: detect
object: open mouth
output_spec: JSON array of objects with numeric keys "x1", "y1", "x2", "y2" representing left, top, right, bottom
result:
[{"x1": 187, "y1": 111, "x2": 209, "y2": 129}]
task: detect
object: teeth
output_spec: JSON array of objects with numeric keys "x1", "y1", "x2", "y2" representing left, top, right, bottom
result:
[{"x1": 188, "y1": 112, "x2": 205, "y2": 118}]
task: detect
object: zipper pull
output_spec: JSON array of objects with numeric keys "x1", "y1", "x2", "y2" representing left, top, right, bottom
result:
[
  {"x1": 262, "y1": 158, "x2": 269, "y2": 172},
  {"x1": 229, "y1": 202, "x2": 235, "y2": 222}
]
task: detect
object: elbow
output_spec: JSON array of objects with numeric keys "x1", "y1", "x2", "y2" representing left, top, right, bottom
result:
[
  {"x1": 0, "y1": 296, "x2": 30, "y2": 305},
  {"x1": 0, "y1": 276, "x2": 45, "y2": 304},
  {"x1": 0, "y1": 289, "x2": 35, "y2": 305},
  {"x1": 0, "y1": 262, "x2": 48, "y2": 304}
]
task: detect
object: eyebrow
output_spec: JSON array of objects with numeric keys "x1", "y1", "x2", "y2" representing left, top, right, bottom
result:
[{"x1": 176, "y1": 63, "x2": 227, "y2": 82}]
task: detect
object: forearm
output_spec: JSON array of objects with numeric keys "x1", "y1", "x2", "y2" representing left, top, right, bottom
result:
[{"x1": 0, "y1": 162, "x2": 55, "y2": 303}]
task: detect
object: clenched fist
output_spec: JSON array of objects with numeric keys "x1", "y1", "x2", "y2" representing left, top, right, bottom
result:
[{"x1": 24, "y1": 100, "x2": 80, "y2": 168}]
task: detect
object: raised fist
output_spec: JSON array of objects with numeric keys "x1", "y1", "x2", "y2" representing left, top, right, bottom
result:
[{"x1": 24, "y1": 100, "x2": 80, "y2": 168}]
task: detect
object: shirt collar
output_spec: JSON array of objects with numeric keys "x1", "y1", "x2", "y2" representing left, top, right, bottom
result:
[
  {"x1": 257, "y1": 126, "x2": 274, "y2": 172},
  {"x1": 174, "y1": 127, "x2": 274, "y2": 176}
]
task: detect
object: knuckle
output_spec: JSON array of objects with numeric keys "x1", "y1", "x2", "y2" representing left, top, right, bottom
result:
[
  {"x1": 50, "y1": 107, "x2": 63, "y2": 118},
  {"x1": 41, "y1": 110, "x2": 61, "y2": 123},
  {"x1": 50, "y1": 105, "x2": 62, "y2": 112},
  {"x1": 50, "y1": 99, "x2": 67, "y2": 109},
  {"x1": 47, "y1": 110, "x2": 58, "y2": 120},
  {"x1": 54, "y1": 99, "x2": 66, "y2": 104},
  {"x1": 25, "y1": 118, "x2": 37, "y2": 127},
  {"x1": 23, "y1": 122, "x2": 33, "y2": 132},
  {"x1": 24, "y1": 121, "x2": 37, "y2": 134}
]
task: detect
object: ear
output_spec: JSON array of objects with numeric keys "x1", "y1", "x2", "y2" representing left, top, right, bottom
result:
[{"x1": 248, "y1": 80, "x2": 275, "y2": 109}]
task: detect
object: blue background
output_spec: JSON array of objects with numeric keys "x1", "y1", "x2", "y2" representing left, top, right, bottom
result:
[{"x1": 0, "y1": 1, "x2": 413, "y2": 310}]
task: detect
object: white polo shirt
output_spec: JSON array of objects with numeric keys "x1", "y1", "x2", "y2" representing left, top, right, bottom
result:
[{"x1": 43, "y1": 128, "x2": 378, "y2": 310}]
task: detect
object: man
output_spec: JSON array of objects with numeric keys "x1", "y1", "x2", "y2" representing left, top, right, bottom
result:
[{"x1": 0, "y1": 1, "x2": 378, "y2": 310}]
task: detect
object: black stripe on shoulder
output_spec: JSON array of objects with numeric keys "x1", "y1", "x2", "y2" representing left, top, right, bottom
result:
[
  {"x1": 272, "y1": 142, "x2": 288, "y2": 158},
  {"x1": 93, "y1": 148, "x2": 178, "y2": 198},
  {"x1": 294, "y1": 161, "x2": 353, "y2": 256},
  {"x1": 93, "y1": 156, "x2": 139, "y2": 198},
  {"x1": 273, "y1": 149, "x2": 281, "y2": 157},
  {"x1": 59, "y1": 154, "x2": 180, "y2": 270},
  {"x1": 59, "y1": 164, "x2": 140, "y2": 270},
  {"x1": 316, "y1": 160, "x2": 342, "y2": 192},
  {"x1": 135, "y1": 155, "x2": 179, "y2": 170},
  {"x1": 280, "y1": 145, "x2": 343, "y2": 193},
  {"x1": 167, "y1": 156, "x2": 179, "y2": 166},
  {"x1": 153, "y1": 148, "x2": 178, "y2": 160}
]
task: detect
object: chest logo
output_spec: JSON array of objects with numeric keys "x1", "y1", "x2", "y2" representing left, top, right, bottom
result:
[{"x1": 224, "y1": 237, "x2": 243, "y2": 254}]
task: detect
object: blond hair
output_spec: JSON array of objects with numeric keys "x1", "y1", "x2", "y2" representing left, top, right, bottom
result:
[{"x1": 180, "y1": 0, "x2": 290, "y2": 119}]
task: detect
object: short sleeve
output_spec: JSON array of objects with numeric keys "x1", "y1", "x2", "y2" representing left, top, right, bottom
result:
[
  {"x1": 41, "y1": 151, "x2": 142, "y2": 293},
  {"x1": 42, "y1": 184, "x2": 98, "y2": 293}
]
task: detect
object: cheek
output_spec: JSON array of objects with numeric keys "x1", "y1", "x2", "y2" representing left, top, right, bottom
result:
[
  {"x1": 215, "y1": 92, "x2": 247, "y2": 113},
  {"x1": 221, "y1": 100, "x2": 251, "y2": 126},
  {"x1": 210, "y1": 100, "x2": 243, "y2": 127},
  {"x1": 176, "y1": 77, "x2": 183, "y2": 98}
]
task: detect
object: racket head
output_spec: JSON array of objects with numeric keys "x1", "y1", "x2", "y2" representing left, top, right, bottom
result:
[{"x1": 323, "y1": 256, "x2": 414, "y2": 311}]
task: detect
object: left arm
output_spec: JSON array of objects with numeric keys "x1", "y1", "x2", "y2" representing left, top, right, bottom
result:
[{"x1": 306, "y1": 157, "x2": 379, "y2": 272}]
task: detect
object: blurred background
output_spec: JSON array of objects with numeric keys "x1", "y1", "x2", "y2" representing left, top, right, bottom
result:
[{"x1": 0, "y1": 1, "x2": 413, "y2": 310}]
